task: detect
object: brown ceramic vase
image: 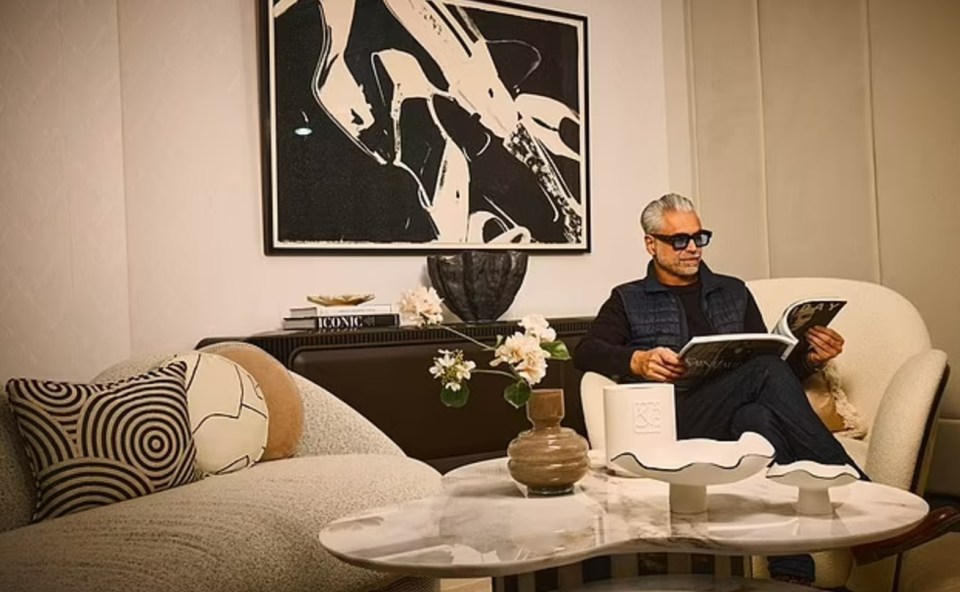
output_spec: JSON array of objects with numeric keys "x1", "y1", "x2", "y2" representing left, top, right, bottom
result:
[{"x1": 506, "y1": 388, "x2": 589, "y2": 496}]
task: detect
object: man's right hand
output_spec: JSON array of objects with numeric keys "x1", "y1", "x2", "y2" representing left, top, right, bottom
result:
[{"x1": 630, "y1": 347, "x2": 686, "y2": 382}]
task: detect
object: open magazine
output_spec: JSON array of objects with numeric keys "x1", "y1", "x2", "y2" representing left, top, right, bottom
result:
[{"x1": 676, "y1": 298, "x2": 847, "y2": 387}]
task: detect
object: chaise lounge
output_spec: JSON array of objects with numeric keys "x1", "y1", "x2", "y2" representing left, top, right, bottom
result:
[{"x1": 0, "y1": 342, "x2": 443, "y2": 592}]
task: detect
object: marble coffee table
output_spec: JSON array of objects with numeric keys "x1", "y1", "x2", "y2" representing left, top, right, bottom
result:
[{"x1": 319, "y1": 455, "x2": 928, "y2": 580}]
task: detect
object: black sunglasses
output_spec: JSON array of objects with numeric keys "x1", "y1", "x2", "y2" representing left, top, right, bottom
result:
[{"x1": 650, "y1": 229, "x2": 713, "y2": 251}]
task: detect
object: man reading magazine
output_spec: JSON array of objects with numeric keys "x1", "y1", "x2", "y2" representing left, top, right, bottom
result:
[
  {"x1": 675, "y1": 297, "x2": 847, "y2": 388},
  {"x1": 573, "y1": 193, "x2": 864, "y2": 587}
]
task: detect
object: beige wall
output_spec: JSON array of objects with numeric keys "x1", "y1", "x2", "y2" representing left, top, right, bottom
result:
[
  {"x1": 686, "y1": 0, "x2": 771, "y2": 280},
  {"x1": 869, "y1": 0, "x2": 960, "y2": 419},
  {"x1": 667, "y1": 0, "x2": 960, "y2": 452},
  {"x1": 758, "y1": 0, "x2": 880, "y2": 281},
  {"x1": 671, "y1": 0, "x2": 882, "y2": 282},
  {"x1": 0, "y1": 1, "x2": 131, "y2": 383},
  {"x1": 3, "y1": 0, "x2": 955, "y2": 403},
  {"x1": 0, "y1": 1, "x2": 671, "y2": 381}
]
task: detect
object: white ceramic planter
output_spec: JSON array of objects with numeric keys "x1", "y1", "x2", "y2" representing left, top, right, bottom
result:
[{"x1": 602, "y1": 383, "x2": 676, "y2": 475}]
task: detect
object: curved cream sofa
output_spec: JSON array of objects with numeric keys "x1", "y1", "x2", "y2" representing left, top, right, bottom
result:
[{"x1": 0, "y1": 344, "x2": 442, "y2": 592}]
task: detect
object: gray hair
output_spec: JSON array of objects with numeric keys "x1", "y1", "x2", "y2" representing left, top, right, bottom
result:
[{"x1": 640, "y1": 193, "x2": 697, "y2": 234}]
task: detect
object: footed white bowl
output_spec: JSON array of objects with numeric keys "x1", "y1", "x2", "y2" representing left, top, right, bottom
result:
[
  {"x1": 610, "y1": 432, "x2": 775, "y2": 514},
  {"x1": 766, "y1": 461, "x2": 859, "y2": 515}
]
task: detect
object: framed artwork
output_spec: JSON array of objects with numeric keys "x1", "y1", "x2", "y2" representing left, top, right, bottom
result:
[{"x1": 258, "y1": 0, "x2": 590, "y2": 253}]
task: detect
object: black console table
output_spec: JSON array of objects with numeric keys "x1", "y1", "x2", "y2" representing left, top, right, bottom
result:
[{"x1": 198, "y1": 317, "x2": 593, "y2": 472}]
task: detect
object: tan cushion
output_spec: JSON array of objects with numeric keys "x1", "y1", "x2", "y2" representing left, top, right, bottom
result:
[
  {"x1": 206, "y1": 345, "x2": 304, "y2": 460},
  {"x1": 804, "y1": 361, "x2": 867, "y2": 439}
]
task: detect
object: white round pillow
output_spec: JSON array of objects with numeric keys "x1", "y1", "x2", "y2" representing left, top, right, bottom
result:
[{"x1": 169, "y1": 352, "x2": 269, "y2": 476}]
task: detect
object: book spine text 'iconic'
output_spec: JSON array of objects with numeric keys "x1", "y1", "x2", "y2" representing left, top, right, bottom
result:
[{"x1": 316, "y1": 313, "x2": 400, "y2": 330}]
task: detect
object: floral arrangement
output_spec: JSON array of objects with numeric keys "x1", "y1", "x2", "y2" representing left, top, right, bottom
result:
[{"x1": 399, "y1": 286, "x2": 570, "y2": 408}]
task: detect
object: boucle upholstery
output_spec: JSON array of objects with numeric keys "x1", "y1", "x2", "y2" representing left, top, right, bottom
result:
[
  {"x1": 747, "y1": 278, "x2": 936, "y2": 434},
  {"x1": 0, "y1": 455, "x2": 440, "y2": 592},
  {"x1": 92, "y1": 351, "x2": 178, "y2": 383},
  {"x1": 0, "y1": 391, "x2": 34, "y2": 532},
  {"x1": 899, "y1": 532, "x2": 960, "y2": 592},
  {"x1": 291, "y1": 372, "x2": 403, "y2": 457},
  {"x1": 0, "y1": 346, "x2": 443, "y2": 592},
  {"x1": 746, "y1": 279, "x2": 947, "y2": 592}
]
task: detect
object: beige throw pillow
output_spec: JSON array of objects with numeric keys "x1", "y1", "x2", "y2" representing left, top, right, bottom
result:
[
  {"x1": 169, "y1": 352, "x2": 269, "y2": 475},
  {"x1": 804, "y1": 360, "x2": 868, "y2": 439},
  {"x1": 200, "y1": 345, "x2": 304, "y2": 460}
]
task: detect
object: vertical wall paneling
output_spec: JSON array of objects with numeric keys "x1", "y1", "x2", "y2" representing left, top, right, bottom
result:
[
  {"x1": 0, "y1": 1, "x2": 130, "y2": 383},
  {"x1": 685, "y1": 0, "x2": 770, "y2": 281},
  {"x1": 758, "y1": 0, "x2": 880, "y2": 281},
  {"x1": 868, "y1": 0, "x2": 960, "y2": 433},
  {"x1": 662, "y1": 0, "x2": 695, "y2": 197}
]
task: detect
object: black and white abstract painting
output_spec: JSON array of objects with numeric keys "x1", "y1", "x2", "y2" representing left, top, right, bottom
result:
[{"x1": 259, "y1": 0, "x2": 589, "y2": 253}]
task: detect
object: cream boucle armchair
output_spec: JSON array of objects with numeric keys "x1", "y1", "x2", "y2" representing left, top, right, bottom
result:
[{"x1": 580, "y1": 277, "x2": 950, "y2": 592}]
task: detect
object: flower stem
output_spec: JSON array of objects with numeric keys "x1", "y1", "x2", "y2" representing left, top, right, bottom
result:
[
  {"x1": 436, "y1": 324, "x2": 492, "y2": 350},
  {"x1": 471, "y1": 369, "x2": 520, "y2": 380}
]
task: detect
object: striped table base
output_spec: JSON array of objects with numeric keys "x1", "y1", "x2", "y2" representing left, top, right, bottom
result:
[{"x1": 493, "y1": 553, "x2": 751, "y2": 592}]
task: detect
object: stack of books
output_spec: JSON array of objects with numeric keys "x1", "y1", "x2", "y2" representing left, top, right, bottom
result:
[{"x1": 282, "y1": 304, "x2": 400, "y2": 331}]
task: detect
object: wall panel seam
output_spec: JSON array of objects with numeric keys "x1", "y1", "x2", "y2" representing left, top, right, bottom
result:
[
  {"x1": 863, "y1": 0, "x2": 884, "y2": 284},
  {"x1": 683, "y1": 0, "x2": 701, "y2": 205},
  {"x1": 113, "y1": 0, "x2": 136, "y2": 355},
  {"x1": 58, "y1": 0, "x2": 79, "y2": 371},
  {"x1": 755, "y1": 0, "x2": 772, "y2": 278}
]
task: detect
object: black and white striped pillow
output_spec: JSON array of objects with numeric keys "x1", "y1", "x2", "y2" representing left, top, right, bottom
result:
[{"x1": 5, "y1": 361, "x2": 199, "y2": 521}]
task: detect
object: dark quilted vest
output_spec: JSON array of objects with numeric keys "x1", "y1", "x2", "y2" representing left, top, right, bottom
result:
[{"x1": 615, "y1": 262, "x2": 748, "y2": 352}]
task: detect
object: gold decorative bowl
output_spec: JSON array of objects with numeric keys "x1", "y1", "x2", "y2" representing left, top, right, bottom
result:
[{"x1": 307, "y1": 294, "x2": 375, "y2": 306}]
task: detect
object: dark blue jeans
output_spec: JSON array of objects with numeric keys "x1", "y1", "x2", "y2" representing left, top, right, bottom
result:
[{"x1": 675, "y1": 355, "x2": 868, "y2": 582}]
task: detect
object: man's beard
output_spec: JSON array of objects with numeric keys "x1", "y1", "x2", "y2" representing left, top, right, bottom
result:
[{"x1": 656, "y1": 256, "x2": 700, "y2": 277}]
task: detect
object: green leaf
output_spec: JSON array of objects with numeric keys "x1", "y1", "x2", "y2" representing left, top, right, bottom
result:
[
  {"x1": 503, "y1": 380, "x2": 532, "y2": 409},
  {"x1": 542, "y1": 340, "x2": 571, "y2": 360},
  {"x1": 440, "y1": 383, "x2": 469, "y2": 408}
]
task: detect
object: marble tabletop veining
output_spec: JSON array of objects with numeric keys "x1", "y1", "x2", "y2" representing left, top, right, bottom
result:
[{"x1": 319, "y1": 456, "x2": 928, "y2": 578}]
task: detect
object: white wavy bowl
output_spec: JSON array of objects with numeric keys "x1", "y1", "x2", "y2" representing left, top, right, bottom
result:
[
  {"x1": 766, "y1": 461, "x2": 859, "y2": 490},
  {"x1": 766, "y1": 461, "x2": 859, "y2": 515},
  {"x1": 610, "y1": 432, "x2": 775, "y2": 487}
]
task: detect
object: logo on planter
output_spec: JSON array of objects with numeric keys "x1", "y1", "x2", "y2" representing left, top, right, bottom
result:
[{"x1": 632, "y1": 400, "x2": 662, "y2": 434}]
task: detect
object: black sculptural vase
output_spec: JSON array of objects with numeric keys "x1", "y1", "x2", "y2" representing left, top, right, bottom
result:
[{"x1": 426, "y1": 251, "x2": 529, "y2": 323}]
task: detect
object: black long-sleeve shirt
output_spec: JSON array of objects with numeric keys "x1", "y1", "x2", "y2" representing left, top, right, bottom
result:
[{"x1": 574, "y1": 283, "x2": 814, "y2": 382}]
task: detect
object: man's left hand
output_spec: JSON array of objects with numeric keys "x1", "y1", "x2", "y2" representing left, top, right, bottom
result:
[{"x1": 805, "y1": 326, "x2": 844, "y2": 367}]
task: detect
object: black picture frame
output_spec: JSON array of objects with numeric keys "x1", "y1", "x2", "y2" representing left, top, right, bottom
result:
[{"x1": 257, "y1": 0, "x2": 590, "y2": 254}]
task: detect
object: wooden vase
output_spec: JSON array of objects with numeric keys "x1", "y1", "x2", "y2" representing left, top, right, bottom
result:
[{"x1": 506, "y1": 388, "x2": 589, "y2": 495}]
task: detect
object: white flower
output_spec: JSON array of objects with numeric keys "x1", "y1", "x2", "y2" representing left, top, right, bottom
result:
[
  {"x1": 456, "y1": 359, "x2": 476, "y2": 381},
  {"x1": 429, "y1": 349, "x2": 455, "y2": 377},
  {"x1": 519, "y1": 314, "x2": 557, "y2": 344},
  {"x1": 429, "y1": 349, "x2": 475, "y2": 389},
  {"x1": 491, "y1": 332, "x2": 548, "y2": 385},
  {"x1": 400, "y1": 286, "x2": 444, "y2": 326},
  {"x1": 515, "y1": 355, "x2": 547, "y2": 385}
]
